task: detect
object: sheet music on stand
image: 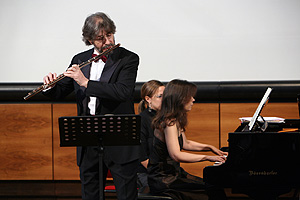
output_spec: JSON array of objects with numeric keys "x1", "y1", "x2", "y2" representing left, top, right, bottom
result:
[
  {"x1": 58, "y1": 114, "x2": 141, "y2": 200},
  {"x1": 59, "y1": 114, "x2": 141, "y2": 147},
  {"x1": 239, "y1": 117, "x2": 285, "y2": 123}
]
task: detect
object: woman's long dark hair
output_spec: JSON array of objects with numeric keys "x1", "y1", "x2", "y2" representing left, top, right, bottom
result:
[{"x1": 152, "y1": 79, "x2": 197, "y2": 132}]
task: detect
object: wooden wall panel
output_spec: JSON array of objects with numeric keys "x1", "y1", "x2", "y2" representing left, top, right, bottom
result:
[
  {"x1": 181, "y1": 103, "x2": 219, "y2": 178},
  {"x1": 220, "y1": 102, "x2": 299, "y2": 147},
  {"x1": 0, "y1": 104, "x2": 52, "y2": 180},
  {"x1": 1, "y1": 102, "x2": 297, "y2": 181},
  {"x1": 52, "y1": 104, "x2": 79, "y2": 180},
  {"x1": 261, "y1": 102, "x2": 299, "y2": 118},
  {"x1": 220, "y1": 103, "x2": 255, "y2": 147},
  {"x1": 134, "y1": 103, "x2": 139, "y2": 114}
]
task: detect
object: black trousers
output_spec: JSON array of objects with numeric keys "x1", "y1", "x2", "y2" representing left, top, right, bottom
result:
[{"x1": 79, "y1": 146, "x2": 139, "y2": 200}]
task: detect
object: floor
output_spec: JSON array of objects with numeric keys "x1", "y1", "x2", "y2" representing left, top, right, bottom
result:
[{"x1": 0, "y1": 180, "x2": 298, "y2": 200}]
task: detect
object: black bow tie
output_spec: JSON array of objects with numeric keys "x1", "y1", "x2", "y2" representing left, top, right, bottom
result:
[{"x1": 92, "y1": 54, "x2": 107, "y2": 63}]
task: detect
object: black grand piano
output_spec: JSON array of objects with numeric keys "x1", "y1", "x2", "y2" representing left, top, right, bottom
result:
[
  {"x1": 203, "y1": 88, "x2": 300, "y2": 200},
  {"x1": 203, "y1": 120, "x2": 300, "y2": 199}
]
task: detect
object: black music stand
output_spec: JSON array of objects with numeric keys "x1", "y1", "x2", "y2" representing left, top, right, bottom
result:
[{"x1": 58, "y1": 114, "x2": 141, "y2": 200}]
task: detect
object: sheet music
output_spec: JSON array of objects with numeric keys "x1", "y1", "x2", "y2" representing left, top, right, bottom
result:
[{"x1": 239, "y1": 117, "x2": 285, "y2": 123}]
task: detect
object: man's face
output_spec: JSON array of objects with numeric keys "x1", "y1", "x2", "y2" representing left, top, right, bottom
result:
[{"x1": 90, "y1": 30, "x2": 115, "y2": 52}]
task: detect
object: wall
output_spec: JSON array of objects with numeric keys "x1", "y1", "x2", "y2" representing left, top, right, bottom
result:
[
  {"x1": 0, "y1": 80, "x2": 299, "y2": 196},
  {"x1": 0, "y1": 102, "x2": 298, "y2": 180},
  {"x1": 1, "y1": 0, "x2": 300, "y2": 82}
]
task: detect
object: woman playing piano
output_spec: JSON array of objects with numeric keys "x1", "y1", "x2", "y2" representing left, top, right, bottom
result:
[{"x1": 147, "y1": 79, "x2": 228, "y2": 200}]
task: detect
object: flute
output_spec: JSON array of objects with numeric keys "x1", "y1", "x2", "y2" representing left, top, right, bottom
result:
[{"x1": 24, "y1": 43, "x2": 120, "y2": 100}]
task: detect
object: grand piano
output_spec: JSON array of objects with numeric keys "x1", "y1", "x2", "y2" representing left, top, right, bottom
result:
[
  {"x1": 203, "y1": 119, "x2": 300, "y2": 200},
  {"x1": 204, "y1": 88, "x2": 300, "y2": 199}
]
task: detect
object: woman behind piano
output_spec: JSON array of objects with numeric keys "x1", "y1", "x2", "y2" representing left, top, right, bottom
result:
[{"x1": 147, "y1": 79, "x2": 228, "y2": 200}]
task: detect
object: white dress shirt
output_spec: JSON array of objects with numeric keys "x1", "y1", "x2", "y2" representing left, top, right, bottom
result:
[{"x1": 88, "y1": 50, "x2": 105, "y2": 115}]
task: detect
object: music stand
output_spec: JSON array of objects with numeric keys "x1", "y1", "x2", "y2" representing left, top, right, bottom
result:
[
  {"x1": 58, "y1": 114, "x2": 141, "y2": 200},
  {"x1": 242, "y1": 87, "x2": 272, "y2": 132}
]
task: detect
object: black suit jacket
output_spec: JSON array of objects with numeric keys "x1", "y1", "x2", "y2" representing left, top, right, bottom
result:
[{"x1": 44, "y1": 46, "x2": 140, "y2": 166}]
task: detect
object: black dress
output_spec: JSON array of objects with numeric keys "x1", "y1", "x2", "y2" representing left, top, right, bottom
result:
[
  {"x1": 137, "y1": 108, "x2": 156, "y2": 188},
  {"x1": 147, "y1": 134, "x2": 207, "y2": 200},
  {"x1": 139, "y1": 108, "x2": 156, "y2": 171}
]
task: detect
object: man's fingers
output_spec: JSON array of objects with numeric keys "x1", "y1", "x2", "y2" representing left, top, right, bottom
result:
[{"x1": 43, "y1": 73, "x2": 57, "y2": 84}]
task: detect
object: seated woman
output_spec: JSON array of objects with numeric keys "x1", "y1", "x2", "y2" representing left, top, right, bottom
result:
[
  {"x1": 147, "y1": 79, "x2": 228, "y2": 200},
  {"x1": 137, "y1": 80, "x2": 165, "y2": 189}
]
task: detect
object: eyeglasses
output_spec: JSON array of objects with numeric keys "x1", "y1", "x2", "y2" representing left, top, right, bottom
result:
[{"x1": 93, "y1": 33, "x2": 113, "y2": 42}]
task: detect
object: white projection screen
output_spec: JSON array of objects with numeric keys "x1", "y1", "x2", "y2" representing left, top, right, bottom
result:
[{"x1": 0, "y1": 0, "x2": 299, "y2": 83}]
